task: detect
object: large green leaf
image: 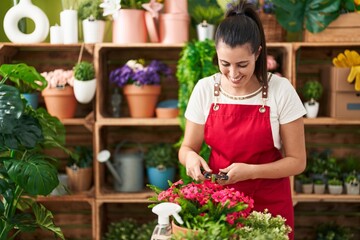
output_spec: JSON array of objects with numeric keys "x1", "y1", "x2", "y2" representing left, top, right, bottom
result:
[
  {"x1": 0, "y1": 84, "x2": 24, "y2": 133},
  {"x1": 0, "y1": 63, "x2": 48, "y2": 92},
  {"x1": 4, "y1": 155, "x2": 59, "y2": 196},
  {"x1": 273, "y1": 0, "x2": 306, "y2": 32},
  {"x1": 33, "y1": 203, "x2": 65, "y2": 240}
]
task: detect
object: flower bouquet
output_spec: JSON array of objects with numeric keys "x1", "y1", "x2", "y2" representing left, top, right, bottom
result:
[
  {"x1": 148, "y1": 180, "x2": 291, "y2": 239},
  {"x1": 109, "y1": 59, "x2": 172, "y2": 118}
]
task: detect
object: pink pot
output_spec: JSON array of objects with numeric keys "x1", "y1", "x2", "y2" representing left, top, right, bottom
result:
[
  {"x1": 164, "y1": 0, "x2": 188, "y2": 14},
  {"x1": 159, "y1": 13, "x2": 189, "y2": 44},
  {"x1": 113, "y1": 9, "x2": 147, "y2": 43}
]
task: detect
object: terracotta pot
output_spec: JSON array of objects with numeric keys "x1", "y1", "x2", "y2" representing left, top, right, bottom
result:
[
  {"x1": 159, "y1": 13, "x2": 189, "y2": 44},
  {"x1": 66, "y1": 166, "x2": 93, "y2": 193},
  {"x1": 155, "y1": 108, "x2": 179, "y2": 118},
  {"x1": 42, "y1": 86, "x2": 77, "y2": 119},
  {"x1": 123, "y1": 85, "x2": 161, "y2": 118},
  {"x1": 171, "y1": 221, "x2": 198, "y2": 238},
  {"x1": 164, "y1": 0, "x2": 188, "y2": 14},
  {"x1": 113, "y1": 9, "x2": 147, "y2": 43}
]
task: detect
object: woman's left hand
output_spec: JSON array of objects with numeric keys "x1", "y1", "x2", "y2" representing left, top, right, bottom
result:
[{"x1": 218, "y1": 163, "x2": 255, "y2": 185}]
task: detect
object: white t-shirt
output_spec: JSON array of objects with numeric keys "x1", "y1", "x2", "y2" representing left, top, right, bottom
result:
[{"x1": 185, "y1": 73, "x2": 307, "y2": 149}]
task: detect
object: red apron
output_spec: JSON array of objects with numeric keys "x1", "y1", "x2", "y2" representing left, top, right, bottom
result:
[{"x1": 204, "y1": 79, "x2": 294, "y2": 239}]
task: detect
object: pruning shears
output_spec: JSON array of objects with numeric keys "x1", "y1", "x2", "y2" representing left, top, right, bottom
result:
[{"x1": 203, "y1": 171, "x2": 229, "y2": 182}]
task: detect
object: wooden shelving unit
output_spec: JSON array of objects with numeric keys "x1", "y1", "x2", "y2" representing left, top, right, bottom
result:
[{"x1": 1, "y1": 42, "x2": 359, "y2": 239}]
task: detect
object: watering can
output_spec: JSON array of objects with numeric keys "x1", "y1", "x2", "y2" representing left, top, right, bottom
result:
[{"x1": 97, "y1": 141, "x2": 144, "y2": 192}]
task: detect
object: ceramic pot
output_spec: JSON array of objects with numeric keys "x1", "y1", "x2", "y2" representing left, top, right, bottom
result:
[
  {"x1": 314, "y1": 184, "x2": 326, "y2": 194},
  {"x1": 155, "y1": 108, "x2": 179, "y2": 118},
  {"x1": 82, "y1": 19, "x2": 105, "y2": 43},
  {"x1": 42, "y1": 86, "x2": 77, "y2": 119},
  {"x1": 113, "y1": 9, "x2": 146, "y2": 43},
  {"x1": 304, "y1": 101, "x2": 319, "y2": 118},
  {"x1": 123, "y1": 85, "x2": 161, "y2": 118},
  {"x1": 171, "y1": 220, "x2": 198, "y2": 238},
  {"x1": 196, "y1": 22, "x2": 215, "y2": 41},
  {"x1": 147, "y1": 166, "x2": 175, "y2": 190},
  {"x1": 66, "y1": 166, "x2": 93, "y2": 193},
  {"x1": 345, "y1": 183, "x2": 360, "y2": 195},
  {"x1": 22, "y1": 92, "x2": 39, "y2": 109},
  {"x1": 159, "y1": 13, "x2": 189, "y2": 44},
  {"x1": 328, "y1": 185, "x2": 343, "y2": 195},
  {"x1": 73, "y1": 78, "x2": 96, "y2": 104},
  {"x1": 164, "y1": 0, "x2": 188, "y2": 14},
  {"x1": 302, "y1": 183, "x2": 313, "y2": 194}
]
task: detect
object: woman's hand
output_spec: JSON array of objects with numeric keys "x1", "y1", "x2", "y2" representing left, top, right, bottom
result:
[
  {"x1": 218, "y1": 163, "x2": 255, "y2": 185},
  {"x1": 185, "y1": 151, "x2": 211, "y2": 181}
]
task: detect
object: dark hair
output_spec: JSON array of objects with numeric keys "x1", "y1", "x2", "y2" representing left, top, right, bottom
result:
[{"x1": 214, "y1": 0, "x2": 267, "y2": 85}]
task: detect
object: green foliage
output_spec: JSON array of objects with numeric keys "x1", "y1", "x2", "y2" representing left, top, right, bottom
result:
[
  {"x1": 328, "y1": 178, "x2": 343, "y2": 186},
  {"x1": 316, "y1": 222, "x2": 353, "y2": 240},
  {"x1": 73, "y1": 61, "x2": 95, "y2": 81},
  {"x1": 103, "y1": 218, "x2": 156, "y2": 240},
  {"x1": 0, "y1": 63, "x2": 72, "y2": 240},
  {"x1": 78, "y1": 0, "x2": 106, "y2": 20},
  {"x1": 191, "y1": 5, "x2": 224, "y2": 25},
  {"x1": 302, "y1": 80, "x2": 323, "y2": 102},
  {"x1": 273, "y1": 0, "x2": 344, "y2": 33},
  {"x1": 67, "y1": 146, "x2": 93, "y2": 168},
  {"x1": 144, "y1": 143, "x2": 178, "y2": 168},
  {"x1": 176, "y1": 39, "x2": 218, "y2": 183}
]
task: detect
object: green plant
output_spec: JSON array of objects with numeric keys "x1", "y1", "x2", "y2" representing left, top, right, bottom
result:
[
  {"x1": 345, "y1": 172, "x2": 359, "y2": 185},
  {"x1": 328, "y1": 178, "x2": 343, "y2": 186},
  {"x1": 73, "y1": 61, "x2": 95, "y2": 81},
  {"x1": 0, "y1": 63, "x2": 74, "y2": 239},
  {"x1": 78, "y1": 0, "x2": 106, "y2": 21},
  {"x1": 298, "y1": 174, "x2": 313, "y2": 184},
  {"x1": 103, "y1": 218, "x2": 156, "y2": 240},
  {"x1": 144, "y1": 143, "x2": 178, "y2": 168},
  {"x1": 67, "y1": 146, "x2": 93, "y2": 168},
  {"x1": 302, "y1": 80, "x2": 323, "y2": 103},
  {"x1": 314, "y1": 179, "x2": 325, "y2": 185},
  {"x1": 191, "y1": 5, "x2": 224, "y2": 25},
  {"x1": 176, "y1": 39, "x2": 218, "y2": 183},
  {"x1": 273, "y1": 0, "x2": 358, "y2": 34},
  {"x1": 316, "y1": 222, "x2": 353, "y2": 240}
]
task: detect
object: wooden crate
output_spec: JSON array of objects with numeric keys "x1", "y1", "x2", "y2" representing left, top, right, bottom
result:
[
  {"x1": 260, "y1": 12, "x2": 286, "y2": 42},
  {"x1": 304, "y1": 12, "x2": 360, "y2": 42}
]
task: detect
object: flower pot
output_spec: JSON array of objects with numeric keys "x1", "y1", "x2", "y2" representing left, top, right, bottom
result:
[
  {"x1": 113, "y1": 9, "x2": 147, "y2": 43},
  {"x1": 74, "y1": 78, "x2": 96, "y2": 104},
  {"x1": 42, "y1": 86, "x2": 77, "y2": 119},
  {"x1": 155, "y1": 108, "x2": 179, "y2": 118},
  {"x1": 196, "y1": 22, "x2": 215, "y2": 41},
  {"x1": 345, "y1": 183, "x2": 360, "y2": 195},
  {"x1": 164, "y1": 0, "x2": 188, "y2": 14},
  {"x1": 171, "y1": 220, "x2": 198, "y2": 238},
  {"x1": 159, "y1": 13, "x2": 189, "y2": 44},
  {"x1": 22, "y1": 92, "x2": 39, "y2": 109},
  {"x1": 314, "y1": 184, "x2": 326, "y2": 194},
  {"x1": 66, "y1": 166, "x2": 93, "y2": 193},
  {"x1": 50, "y1": 173, "x2": 68, "y2": 196},
  {"x1": 304, "y1": 101, "x2": 319, "y2": 118},
  {"x1": 123, "y1": 85, "x2": 161, "y2": 118},
  {"x1": 328, "y1": 185, "x2": 343, "y2": 195},
  {"x1": 82, "y1": 19, "x2": 105, "y2": 43},
  {"x1": 147, "y1": 167, "x2": 175, "y2": 190},
  {"x1": 302, "y1": 183, "x2": 313, "y2": 194}
]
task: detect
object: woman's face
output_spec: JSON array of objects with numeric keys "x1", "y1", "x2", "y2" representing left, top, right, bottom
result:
[{"x1": 216, "y1": 41, "x2": 259, "y2": 89}]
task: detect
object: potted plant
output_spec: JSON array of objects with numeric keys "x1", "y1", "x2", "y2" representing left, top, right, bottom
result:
[
  {"x1": 73, "y1": 60, "x2": 96, "y2": 104},
  {"x1": 109, "y1": 59, "x2": 172, "y2": 118},
  {"x1": 145, "y1": 143, "x2": 178, "y2": 190},
  {"x1": 301, "y1": 175, "x2": 314, "y2": 194},
  {"x1": 190, "y1": 4, "x2": 224, "y2": 41},
  {"x1": 103, "y1": 218, "x2": 156, "y2": 240},
  {"x1": 302, "y1": 80, "x2": 323, "y2": 118},
  {"x1": 78, "y1": 0, "x2": 107, "y2": 43},
  {"x1": 328, "y1": 178, "x2": 343, "y2": 195},
  {"x1": 316, "y1": 222, "x2": 352, "y2": 240},
  {"x1": 344, "y1": 172, "x2": 360, "y2": 195},
  {"x1": 41, "y1": 68, "x2": 77, "y2": 119},
  {"x1": 0, "y1": 63, "x2": 74, "y2": 239},
  {"x1": 66, "y1": 146, "x2": 93, "y2": 193},
  {"x1": 148, "y1": 179, "x2": 291, "y2": 238},
  {"x1": 314, "y1": 179, "x2": 326, "y2": 194}
]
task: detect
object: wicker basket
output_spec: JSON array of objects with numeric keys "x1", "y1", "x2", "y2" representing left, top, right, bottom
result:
[{"x1": 259, "y1": 12, "x2": 285, "y2": 42}]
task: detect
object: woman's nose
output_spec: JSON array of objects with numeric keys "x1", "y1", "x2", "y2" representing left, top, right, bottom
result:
[{"x1": 229, "y1": 66, "x2": 238, "y2": 77}]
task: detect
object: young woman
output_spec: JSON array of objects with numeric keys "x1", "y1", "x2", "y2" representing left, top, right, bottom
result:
[{"x1": 178, "y1": 1, "x2": 307, "y2": 239}]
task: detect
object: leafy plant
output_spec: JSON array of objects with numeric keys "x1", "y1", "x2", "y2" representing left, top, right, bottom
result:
[
  {"x1": 272, "y1": 0, "x2": 356, "y2": 34},
  {"x1": 103, "y1": 218, "x2": 156, "y2": 240},
  {"x1": 176, "y1": 39, "x2": 218, "y2": 183},
  {"x1": 78, "y1": 0, "x2": 106, "y2": 21},
  {"x1": 144, "y1": 143, "x2": 178, "y2": 168},
  {"x1": 0, "y1": 63, "x2": 74, "y2": 239},
  {"x1": 67, "y1": 145, "x2": 93, "y2": 168},
  {"x1": 302, "y1": 80, "x2": 323, "y2": 103},
  {"x1": 314, "y1": 179, "x2": 325, "y2": 185},
  {"x1": 316, "y1": 222, "x2": 353, "y2": 240},
  {"x1": 345, "y1": 172, "x2": 359, "y2": 185},
  {"x1": 191, "y1": 5, "x2": 224, "y2": 25},
  {"x1": 328, "y1": 178, "x2": 343, "y2": 186},
  {"x1": 73, "y1": 61, "x2": 95, "y2": 81}
]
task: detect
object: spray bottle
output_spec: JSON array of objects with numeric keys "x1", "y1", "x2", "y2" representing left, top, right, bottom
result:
[{"x1": 151, "y1": 202, "x2": 184, "y2": 240}]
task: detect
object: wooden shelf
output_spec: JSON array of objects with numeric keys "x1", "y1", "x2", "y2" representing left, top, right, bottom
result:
[
  {"x1": 293, "y1": 193, "x2": 360, "y2": 205},
  {"x1": 304, "y1": 117, "x2": 360, "y2": 125},
  {"x1": 96, "y1": 117, "x2": 180, "y2": 126},
  {"x1": 97, "y1": 188, "x2": 155, "y2": 203}
]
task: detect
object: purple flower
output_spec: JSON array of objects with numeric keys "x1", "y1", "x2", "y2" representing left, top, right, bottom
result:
[{"x1": 109, "y1": 59, "x2": 172, "y2": 87}]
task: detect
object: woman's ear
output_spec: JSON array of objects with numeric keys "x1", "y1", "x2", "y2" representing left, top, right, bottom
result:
[{"x1": 256, "y1": 46, "x2": 262, "y2": 60}]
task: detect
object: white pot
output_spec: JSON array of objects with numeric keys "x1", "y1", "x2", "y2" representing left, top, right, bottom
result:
[
  {"x1": 328, "y1": 185, "x2": 343, "y2": 195},
  {"x1": 82, "y1": 19, "x2": 105, "y2": 43},
  {"x1": 196, "y1": 22, "x2": 215, "y2": 41},
  {"x1": 314, "y1": 184, "x2": 326, "y2": 194},
  {"x1": 304, "y1": 101, "x2": 319, "y2": 118},
  {"x1": 74, "y1": 78, "x2": 96, "y2": 104},
  {"x1": 302, "y1": 183, "x2": 313, "y2": 194},
  {"x1": 345, "y1": 183, "x2": 360, "y2": 195}
]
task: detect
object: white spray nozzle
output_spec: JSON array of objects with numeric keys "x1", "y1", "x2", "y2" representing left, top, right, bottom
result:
[{"x1": 152, "y1": 202, "x2": 184, "y2": 225}]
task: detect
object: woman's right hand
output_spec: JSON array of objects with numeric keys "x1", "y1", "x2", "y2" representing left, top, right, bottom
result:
[{"x1": 185, "y1": 151, "x2": 212, "y2": 181}]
